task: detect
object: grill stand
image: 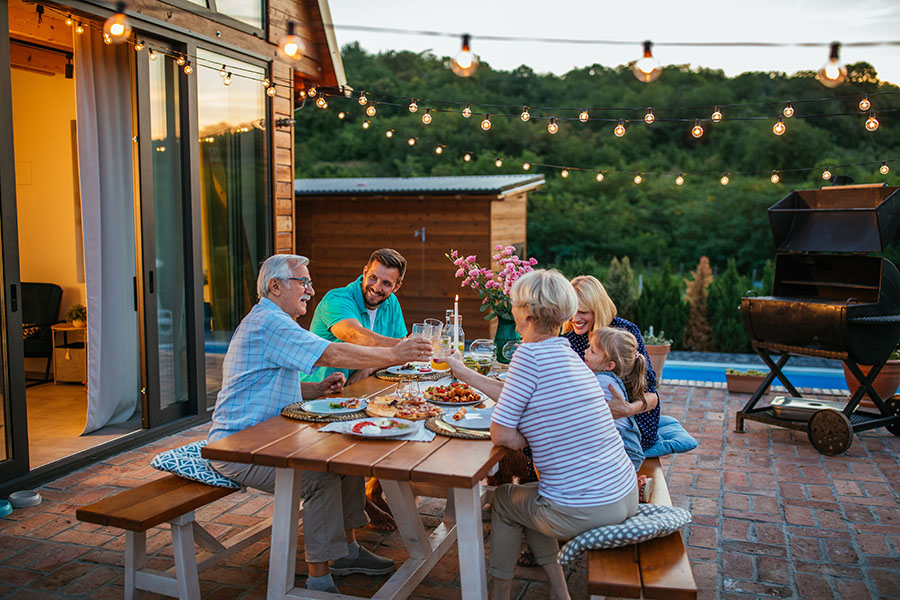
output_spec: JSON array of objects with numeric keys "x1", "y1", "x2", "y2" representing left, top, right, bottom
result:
[{"x1": 734, "y1": 342, "x2": 900, "y2": 455}]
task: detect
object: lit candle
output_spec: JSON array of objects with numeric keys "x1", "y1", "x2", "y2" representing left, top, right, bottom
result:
[{"x1": 454, "y1": 294, "x2": 459, "y2": 352}]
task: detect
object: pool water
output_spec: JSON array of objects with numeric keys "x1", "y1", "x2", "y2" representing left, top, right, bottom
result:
[{"x1": 660, "y1": 360, "x2": 852, "y2": 391}]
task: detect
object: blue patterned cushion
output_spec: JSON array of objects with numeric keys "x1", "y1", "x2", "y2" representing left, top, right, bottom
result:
[
  {"x1": 644, "y1": 415, "x2": 699, "y2": 458},
  {"x1": 150, "y1": 440, "x2": 240, "y2": 489},
  {"x1": 558, "y1": 504, "x2": 692, "y2": 564}
]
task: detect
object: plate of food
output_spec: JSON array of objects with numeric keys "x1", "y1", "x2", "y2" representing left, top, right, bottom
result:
[
  {"x1": 301, "y1": 398, "x2": 367, "y2": 415},
  {"x1": 443, "y1": 405, "x2": 495, "y2": 430},
  {"x1": 386, "y1": 362, "x2": 442, "y2": 375},
  {"x1": 365, "y1": 395, "x2": 444, "y2": 420},
  {"x1": 423, "y1": 381, "x2": 484, "y2": 407},
  {"x1": 343, "y1": 418, "x2": 420, "y2": 438}
]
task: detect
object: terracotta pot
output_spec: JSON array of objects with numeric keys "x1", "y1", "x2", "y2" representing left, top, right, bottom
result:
[
  {"x1": 726, "y1": 373, "x2": 767, "y2": 394},
  {"x1": 646, "y1": 344, "x2": 670, "y2": 381},
  {"x1": 842, "y1": 360, "x2": 900, "y2": 407}
]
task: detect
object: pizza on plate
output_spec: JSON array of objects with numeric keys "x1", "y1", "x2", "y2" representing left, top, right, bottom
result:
[
  {"x1": 366, "y1": 395, "x2": 443, "y2": 420},
  {"x1": 423, "y1": 382, "x2": 481, "y2": 404}
]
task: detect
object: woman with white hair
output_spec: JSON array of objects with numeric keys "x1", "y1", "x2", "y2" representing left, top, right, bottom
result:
[{"x1": 447, "y1": 269, "x2": 637, "y2": 600}]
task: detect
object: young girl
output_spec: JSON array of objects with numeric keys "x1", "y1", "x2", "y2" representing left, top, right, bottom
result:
[{"x1": 584, "y1": 327, "x2": 647, "y2": 470}]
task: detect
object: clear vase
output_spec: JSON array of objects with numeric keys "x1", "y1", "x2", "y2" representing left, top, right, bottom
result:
[{"x1": 493, "y1": 317, "x2": 519, "y2": 364}]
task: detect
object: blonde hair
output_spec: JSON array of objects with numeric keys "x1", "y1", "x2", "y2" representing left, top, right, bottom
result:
[
  {"x1": 591, "y1": 327, "x2": 647, "y2": 408},
  {"x1": 562, "y1": 275, "x2": 617, "y2": 334},
  {"x1": 510, "y1": 269, "x2": 577, "y2": 334}
]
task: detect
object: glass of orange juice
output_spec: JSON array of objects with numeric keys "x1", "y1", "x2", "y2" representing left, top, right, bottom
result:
[{"x1": 431, "y1": 335, "x2": 451, "y2": 370}]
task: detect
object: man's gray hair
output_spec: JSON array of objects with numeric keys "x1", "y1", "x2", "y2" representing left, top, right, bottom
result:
[{"x1": 257, "y1": 254, "x2": 309, "y2": 299}]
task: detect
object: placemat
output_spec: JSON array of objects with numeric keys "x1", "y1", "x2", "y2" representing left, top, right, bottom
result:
[
  {"x1": 425, "y1": 416, "x2": 491, "y2": 440},
  {"x1": 374, "y1": 369, "x2": 447, "y2": 382},
  {"x1": 281, "y1": 401, "x2": 367, "y2": 423}
]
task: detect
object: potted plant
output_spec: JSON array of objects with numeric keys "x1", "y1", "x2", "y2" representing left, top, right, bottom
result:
[
  {"x1": 65, "y1": 303, "x2": 87, "y2": 328},
  {"x1": 643, "y1": 327, "x2": 673, "y2": 381},
  {"x1": 725, "y1": 368, "x2": 768, "y2": 394},
  {"x1": 842, "y1": 346, "x2": 900, "y2": 408}
]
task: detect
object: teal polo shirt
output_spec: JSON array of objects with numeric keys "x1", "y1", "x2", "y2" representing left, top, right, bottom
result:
[{"x1": 299, "y1": 275, "x2": 407, "y2": 382}]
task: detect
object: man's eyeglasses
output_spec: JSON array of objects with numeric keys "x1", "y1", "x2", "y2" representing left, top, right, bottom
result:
[{"x1": 286, "y1": 277, "x2": 313, "y2": 288}]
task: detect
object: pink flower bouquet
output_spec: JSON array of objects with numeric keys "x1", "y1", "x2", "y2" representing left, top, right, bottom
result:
[{"x1": 446, "y1": 246, "x2": 538, "y2": 320}]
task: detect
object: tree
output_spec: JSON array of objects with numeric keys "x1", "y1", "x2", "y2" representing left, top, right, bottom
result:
[
  {"x1": 605, "y1": 257, "x2": 640, "y2": 322},
  {"x1": 683, "y1": 257, "x2": 714, "y2": 351},
  {"x1": 636, "y1": 260, "x2": 689, "y2": 349},
  {"x1": 707, "y1": 259, "x2": 753, "y2": 353}
]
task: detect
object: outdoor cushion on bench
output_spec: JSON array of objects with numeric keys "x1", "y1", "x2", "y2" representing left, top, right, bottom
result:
[
  {"x1": 558, "y1": 504, "x2": 691, "y2": 565},
  {"x1": 644, "y1": 415, "x2": 698, "y2": 458},
  {"x1": 151, "y1": 440, "x2": 240, "y2": 489}
]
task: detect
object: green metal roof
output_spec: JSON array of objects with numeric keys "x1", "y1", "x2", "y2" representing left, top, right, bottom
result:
[{"x1": 294, "y1": 175, "x2": 545, "y2": 197}]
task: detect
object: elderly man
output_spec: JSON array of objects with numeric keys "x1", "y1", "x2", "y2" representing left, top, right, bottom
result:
[{"x1": 209, "y1": 254, "x2": 431, "y2": 594}]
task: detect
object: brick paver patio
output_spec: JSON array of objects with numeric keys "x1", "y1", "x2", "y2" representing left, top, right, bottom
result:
[{"x1": 1, "y1": 383, "x2": 898, "y2": 599}]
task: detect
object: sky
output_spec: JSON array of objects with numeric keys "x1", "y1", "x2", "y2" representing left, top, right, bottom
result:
[{"x1": 326, "y1": 0, "x2": 900, "y2": 86}]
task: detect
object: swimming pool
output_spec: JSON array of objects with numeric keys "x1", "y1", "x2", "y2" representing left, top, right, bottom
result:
[{"x1": 659, "y1": 360, "x2": 853, "y2": 391}]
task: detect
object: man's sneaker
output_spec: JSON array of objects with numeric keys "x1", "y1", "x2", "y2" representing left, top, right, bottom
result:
[{"x1": 330, "y1": 546, "x2": 396, "y2": 576}]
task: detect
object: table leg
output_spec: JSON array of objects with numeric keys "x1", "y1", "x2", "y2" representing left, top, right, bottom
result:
[
  {"x1": 268, "y1": 468, "x2": 301, "y2": 600},
  {"x1": 381, "y1": 480, "x2": 430, "y2": 560},
  {"x1": 452, "y1": 484, "x2": 488, "y2": 600}
]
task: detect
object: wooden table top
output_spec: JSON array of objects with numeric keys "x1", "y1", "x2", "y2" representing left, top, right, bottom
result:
[{"x1": 202, "y1": 375, "x2": 506, "y2": 489}]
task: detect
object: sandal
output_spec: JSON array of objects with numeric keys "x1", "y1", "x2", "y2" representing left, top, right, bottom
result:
[{"x1": 516, "y1": 549, "x2": 537, "y2": 568}]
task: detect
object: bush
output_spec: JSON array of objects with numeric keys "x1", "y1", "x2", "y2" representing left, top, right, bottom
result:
[
  {"x1": 554, "y1": 256, "x2": 606, "y2": 280},
  {"x1": 605, "y1": 256, "x2": 639, "y2": 322},
  {"x1": 759, "y1": 259, "x2": 775, "y2": 295},
  {"x1": 635, "y1": 260, "x2": 689, "y2": 349},
  {"x1": 683, "y1": 257, "x2": 714, "y2": 351},
  {"x1": 707, "y1": 259, "x2": 753, "y2": 353}
]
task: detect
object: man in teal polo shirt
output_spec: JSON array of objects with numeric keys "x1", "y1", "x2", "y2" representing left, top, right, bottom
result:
[{"x1": 302, "y1": 248, "x2": 408, "y2": 385}]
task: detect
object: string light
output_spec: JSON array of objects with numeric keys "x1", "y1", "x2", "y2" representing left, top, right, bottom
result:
[
  {"x1": 422, "y1": 109, "x2": 432, "y2": 125},
  {"x1": 675, "y1": 173, "x2": 685, "y2": 185},
  {"x1": 773, "y1": 116, "x2": 786, "y2": 135},
  {"x1": 134, "y1": 41, "x2": 144, "y2": 52},
  {"x1": 358, "y1": 91, "x2": 368, "y2": 105},
  {"x1": 463, "y1": 152, "x2": 472, "y2": 161},
  {"x1": 720, "y1": 174, "x2": 730, "y2": 185},
  {"x1": 881, "y1": 161, "x2": 890, "y2": 175},
  {"x1": 366, "y1": 104, "x2": 377, "y2": 117},
  {"x1": 316, "y1": 97, "x2": 327, "y2": 109},
  {"x1": 691, "y1": 119, "x2": 704, "y2": 138},
  {"x1": 308, "y1": 86, "x2": 317, "y2": 97},
  {"x1": 450, "y1": 34, "x2": 479, "y2": 77},
  {"x1": 480, "y1": 115, "x2": 492, "y2": 131},
  {"x1": 495, "y1": 158, "x2": 503, "y2": 167},
  {"x1": 579, "y1": 109, "x2": 590, "y2": 123},
  {"x1": 561, "y1": 168, "x2": 569, "y2": 178},
  {"x1": 434, "y1": 145, "x2": 443, "y2": 154},
  {"x1": 266, "y1": 85, "x2": 276, "y2": 97},
  {"x1": 262, "y1": 78, "x2": 270, "y2": 87},
  {"x1": 75, "y1": 22, "x2": 85, "y2": 35},
  {"x1": 298, "y1": 90, "x2": 307, "y2": 99},
  {"x1": 614, "y1": 119, "x2": 626, "y2": 137},
  {"x1": 520, "y1": 107, "x2": 531, "y2": 122},
  {"x1": 644, "y1": 108, "x2": 655, "y2": 124},
  {"x1": 770, "y1": 171, "x2": 781, "y2": 183},
  {"x1": 219, "y1": 64, "x2": 227, "y2": 77},
  {"x1": 183, "y1": 61, "x2": 193, "y2": 75},
  {"x1": 859, "y1": 95, "x2": 871, "y2": 111},
  {"x1": 633, "y1": 173, "x2": 643, "y2": 184},
  {"x1": 865, "y1": 112, "x2": 879, "y2": 131},
  {"x1": 385, "y1": 129, "x2": 394, "y2": 138},
  {"x1": 176, "y1": 54, "x2": 186, "y2": 66},
  {"x1": 338, "y1": 111, "x2": 346, "y2": 119},
  {"x1": 279, "y1": 21, "x2": 304, "y2": 60},
  {"x1": 711, "y1": 106, "x2": 723, "y2": 122},
  {"x1": 817, "y1": 42, "x2": 847, "y2": 88},
  {"x1": 523, "y1": 162, "x2": 531, "y2": 170},
  {"x1": 103, "y1": 34, "x2": 112, "y2": 45},
  {"x1": 783, "y1": 102, "x2": 794, "y2": 118},
  {"x1": 822, "y1": 167, "x2": 832, "y2": 180},
  {"x1": 595, "y1": 172, "x2": 604, "y2": 182},
  {"x1": 632, "y1": 41, "x2": 662, "y2": 83},
  {"x1": 362, "y1": 120, "x2": 370, "y2": 129},
  {"x1": 148, "y1": 48, "x2": 157, "y2": 60},
  {"x1": 547, "y1": 118, "x2": 559, "y2": 134},
  {"x1": 462, "y1": 103, "x2": 472, "y2": 118},
  {"x1": 65, "y1": 14, "x2": 73, "y2": 26},
  {"x1": 407, "y1": 137, "x2": 416, "y2": 146},
  {"x1": 223, "y1": 72, "x2": 232, "y2": 86},
  {"x1": 408, "y1": 99, "x2": 418, "y2": 113},
  {"x1": 103, "y1": 2, "x2": 131, "y2": 44}
]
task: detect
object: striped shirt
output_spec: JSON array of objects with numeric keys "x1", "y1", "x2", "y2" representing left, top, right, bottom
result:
[
  {"x1": 492, "y1": 337, "x2": 637, "y2": 507},
  {"x1": 208, "y1": 297, "x2": 331, "y2": 443}
]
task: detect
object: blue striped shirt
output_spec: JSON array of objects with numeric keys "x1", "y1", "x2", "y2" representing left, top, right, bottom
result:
[{"x1": 208, "y1": 297, "x2": 331, "y2": 443}]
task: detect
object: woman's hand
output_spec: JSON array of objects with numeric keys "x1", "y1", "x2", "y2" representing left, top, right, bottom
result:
[
  {"x1": 606, "y1": 383, "x2": 635, "y2": 419},
  {"x1": 446, "y1": 349, "x2": 467, "y2": 376}
]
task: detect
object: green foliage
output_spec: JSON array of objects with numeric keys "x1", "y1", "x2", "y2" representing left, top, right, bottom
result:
[
  {"x1": 65, "y1": 304, "x2": 87, "y2": 323},
  {"x1": 707, "y1": 259, "x2": 753, "y2": 353},
  {"x1": 605, "y1": 257, "x2": 639, "y2": 322},
  {"x1": 635, "y1": 260, "x2": 689, "y2": 349},
  {"x1": 683, "y1": 257, "x2": 714, "y2": 351},
  {"x1": 552, "y1": 256, "x2": 606, "y2": 280},
  {"x1": 643, "y1": 330, "x2": 673, "y2": 346},
  {"x1": 759, "y1": 259, "x2": 775, "y2": 296}
]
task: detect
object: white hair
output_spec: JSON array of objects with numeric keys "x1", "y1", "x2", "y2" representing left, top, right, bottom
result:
[{"x1": 257, "y1": 254, "x2": 309, "y2": 299}]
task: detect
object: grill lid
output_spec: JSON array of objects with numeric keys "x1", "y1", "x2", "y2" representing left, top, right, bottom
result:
[{"x1": 768, "y1": 184, "x2": 900, "y2": 253}]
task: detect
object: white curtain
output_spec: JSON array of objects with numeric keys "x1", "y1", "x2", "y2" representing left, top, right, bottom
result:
[{"x1": 74, "y1": 30, "x2": 139, "y2": 434}]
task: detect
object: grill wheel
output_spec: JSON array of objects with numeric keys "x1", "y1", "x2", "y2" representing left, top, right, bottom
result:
[
  {"x1": 807, "y1": 409, "x2": 853, "y2": 456},
  {"x1": 886, "y1": 395, "x2": 900, "y2": 437}
]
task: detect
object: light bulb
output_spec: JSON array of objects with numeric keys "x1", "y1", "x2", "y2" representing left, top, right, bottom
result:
[
  {"x1": 366, "y1": 104, "x2": 376, "y2": 117},
  {"x1": 183, "y1": 62, "x2": 193, "y2": 75},
  {"x1": 75, "y1": 22, "x2": 85, "y2": 35},
  {"x1": 773, "y1": 116, "x2": 786, "y2": 136},
  {"x1": 866, "y1": 112, "x2": 879, "y2": 131},
  {"x1": 595, "y1": 172, "x2": 604, "y2": 182},
  {"x1": 523, "y1": 162, "x2": 531, "y2": 171},
  {"x1": 711, "y1": 106, "x2": 723, "y2": 122},
  {"x1": 521, "y1": 107, "x2": 531, "y2": 122},
  {"x1": 408, "y1": 137, "x2": 416, "y2": 146},
  {"x1": 362, "y1": 121, "x2": 370, "y2": 129},
  {"x1": 614, "y1": 119, "x2": 626, "y2": 137},
  {"x1": 817, "y1": 43, "x2": 847, "y2": 88},
  {"x1": 463, "y1": 153, "x2": 472, "y2": 162},
  {"x1": 316, "y1": 97, "x2": 327, "y2": 109},
  {"x1": 385, "y1": 130, "x2": 393, "y2": 138},
  {"x1": 880, "y1": 161, "x2": 890, "y2": 175},
  {"x1": 223, "y1": 73, "x2": 232, "y2": 86},
  {"x1": 495, "y1": 158, "x2": 503, "y2": 168},
  {"x1": 675, "y1": 174, "x2": 685, "y2": 186},
  {"x1": 450, "y1": 34, "x2": 479, "y2": 77},
  {"x1": 134, "y1": 41, "x2": 144, "y2": 52},
  {"x1": 176, "y1": 54, "x2": 186, "y2": 66},
  {"x1": 308, "y1": 86, "x2": 317, "y2": 97},
  {"x1": 422, "y1": 109, "x2": 432, "y2": 125},
  {"x1": 148, "y1": 49, "x2": 157, "y2": 60},
  {"x1": 435, "y1": 145, "x2": 443, "y2": 154},
  {"x1": 770, "y1": 171, "x2": 780, "y2": 184},
  {"x1": 279, "y1": 22, "x2": 304, "y2": 60},
  {"x1": 547, "y1": 118, "x2": 559, "y2": 134},
  {"x1": 219, "y1": 64, "x2": 227, "y2": 77},
  {"x1": 632, "y1": 41, "x2": 662, "y2": 83},
  {"x1": 266, "y1": 85, "x2": 276, "y2": 97},
  {"x1": 644, "y1": 108, "x2": 655, "y2": 124},
  {"x1": 358, "y1": 91, "x2": 367, "y2": 105},
  {"x1": 720, "y1": 174, "x2": 730, "y2": 185},
  {"x1": 337, "y1": 111, "x2": 345, "y2": 119},
  {"x1": 408, "y1": 99, "x2": 418, "y2": 113},
  {"x1": 691, "y1": 119, "x2": 704, "y2": 138},
  {"x1": 298, "y1": 89, "x2": 306, "y2": 99},
  {"x1": 859, "y1": 95, "x2": 871, "y2": 111},
  {"x1": 103, "y1": 34, "x2": 112, "y2": 45},
  {"x1": 103, "y1": 3, "x2": 131, "y2": 43},
  {"x1": 262, "y1": 78, "x2": 270, "y2": 88},
  {"x1": 634, "y1": 174, "x2": 643, "y2": 184},
  {"x1": 561, "y1": 169, "x2": 569, "y2": 178},
  {"x1": 822, "y1": 168, "x2": 832, "y2": 180},
  {"x1": 462, "y1": 104, "x2": 472, "y2": 118},
  {"x1": 65, "y1": 15, "x2": 73, "y2": 26},
  {"x1": 480, "y1": 115, "x2": 492, "y2": 131},
  {"x1": 783, "y1": 102, "x2": 794, "y2": 118},
  {"x1": 579, "y1": 109, "x2": 589, "y2": 123}
]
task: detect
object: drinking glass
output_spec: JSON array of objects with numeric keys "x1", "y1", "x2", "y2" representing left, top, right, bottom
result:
[
  {"x1": 411, "y1": 323, "x2": 427, "y2": 338},
  {"x1": 501, "y1": 340, "x2": 521, "y2": 362},
  {"x1": 431, "y1": 335, "x2": 451, "y2": 370},
  {"x1": 396, "y1": 376, "x2": 420, "y2": 400},
  {"x1": 424, "y1": 318, "x2": 443, "y2": 338},
  {"x1": 468, "y1": 338, "x2": 495, "y2": 375}
]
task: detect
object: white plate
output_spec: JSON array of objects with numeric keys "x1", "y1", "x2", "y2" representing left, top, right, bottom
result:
[
  {"x1": 442, "y1": 406, "x2": 495, "y2": 430},
  {"x1": 343, "y1": 418, "x2": 421, "y2": 438},
  {"x1": 386, "y1": 362, "x2": 448, "y2": 375},
  {"x1": 422, "y1": 378, "x2": 488, "y2": 407},
  {"x1": 301, "y1": 398, "x2": 367, "y2": 415}
]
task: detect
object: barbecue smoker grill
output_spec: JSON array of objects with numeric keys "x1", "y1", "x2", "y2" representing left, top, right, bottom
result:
[{"x1": 736, "y1": 184, "x2": 900, "y2": 455}]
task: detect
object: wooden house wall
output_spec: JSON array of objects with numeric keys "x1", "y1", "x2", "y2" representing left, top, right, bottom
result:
[{"x1": 295, "y1": 192, "x2": 529, "y2": 340}]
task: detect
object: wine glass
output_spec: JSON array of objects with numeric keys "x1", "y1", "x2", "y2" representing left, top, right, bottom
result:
[
  {"x1": 468, "y1": 339, "x2": 495, "y2": 375},
  {"x1": 396, "y1": 376, "x2": 420, "y2": 400},
  {"x1": 501, "y1": 340, "x2": 521, "y2": 362}
]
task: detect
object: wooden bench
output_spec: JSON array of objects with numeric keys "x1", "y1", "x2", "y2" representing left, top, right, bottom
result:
[
  {"x1": 587, "y1": 457, "x2": 697, "y2": 599},
  {"x1": 76, "y1": 473, "x2": 274, "y2": 600}
]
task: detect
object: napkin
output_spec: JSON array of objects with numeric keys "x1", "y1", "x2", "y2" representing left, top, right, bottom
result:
[{"x1": 320, "y1": 418, "x2": 436, "y2": 442}]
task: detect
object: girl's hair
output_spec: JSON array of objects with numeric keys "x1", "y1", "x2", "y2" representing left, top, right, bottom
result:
[
  {"x1": 561, "y1": 275, "x2": 617, "y2": 334},
  {"x1": 591, "y1": 327, "x2": 647, "y2": 408}
]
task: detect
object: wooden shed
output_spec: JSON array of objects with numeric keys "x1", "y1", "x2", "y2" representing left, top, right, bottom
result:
[{"x1": 294, "y1": 175, "x2": 545, "y2": 339}]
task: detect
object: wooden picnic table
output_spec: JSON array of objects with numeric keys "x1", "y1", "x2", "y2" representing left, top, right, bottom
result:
[{"x1": 202, "y1": 375, "x2": 506, "y2": 600}]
